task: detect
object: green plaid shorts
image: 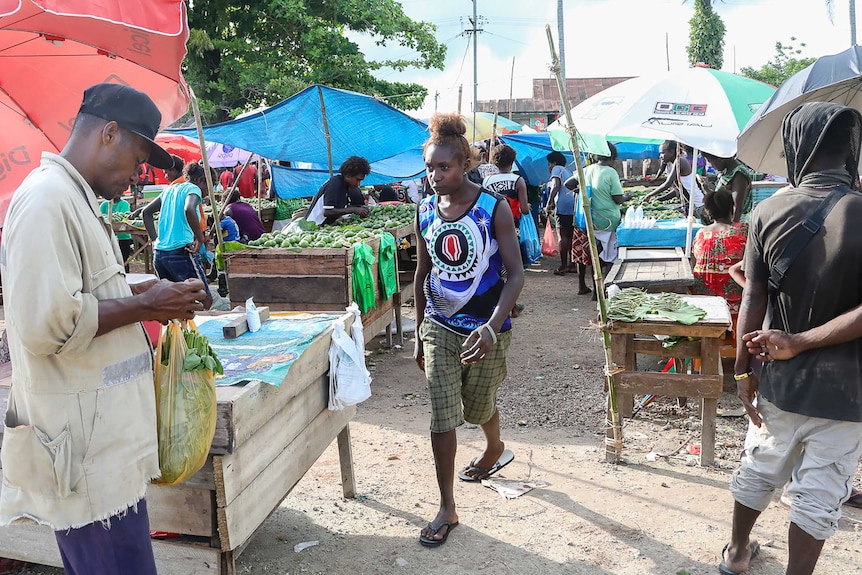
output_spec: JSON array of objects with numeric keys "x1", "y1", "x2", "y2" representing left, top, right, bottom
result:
[{"x1": 419, "y1": 319, "x2": 512, "y2": 433}]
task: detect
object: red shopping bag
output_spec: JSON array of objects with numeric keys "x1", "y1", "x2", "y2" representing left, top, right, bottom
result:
[{"x1": 541, "y1": 218, "x2": 559, "y2": 257}]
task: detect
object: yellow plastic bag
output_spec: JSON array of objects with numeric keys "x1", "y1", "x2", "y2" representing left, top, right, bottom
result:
[{"x1": 153, "y1": 320, "x2": 217, "y2": 486}]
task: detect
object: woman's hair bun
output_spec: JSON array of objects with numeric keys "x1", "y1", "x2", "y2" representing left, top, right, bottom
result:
[{"x1": 427, "y1": 113, "x2": 467, "y2": 139}]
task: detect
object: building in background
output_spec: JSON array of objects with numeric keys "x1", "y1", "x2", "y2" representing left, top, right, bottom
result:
[{"x1": 477, "y1": 77, "x2": 632, "y2": 131}]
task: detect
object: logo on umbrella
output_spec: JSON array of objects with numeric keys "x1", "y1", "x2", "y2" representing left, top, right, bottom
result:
[{"x1": 654, "y1": 102, "x2": 707, "y2": 116}]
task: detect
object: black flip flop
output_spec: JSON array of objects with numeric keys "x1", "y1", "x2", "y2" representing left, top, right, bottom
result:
[
  {"x1": 718, "y1": 540, "x2": 760, "y2": 575},
  {"x1": 553, "y1": 269, "x2": 566, "y2": 276},
  {"x1": 458, "y1": 449, "x2": 515, "y2": 482},
  {"x1": 419, "y1": 521, "x2": 458, "y2": 547}
]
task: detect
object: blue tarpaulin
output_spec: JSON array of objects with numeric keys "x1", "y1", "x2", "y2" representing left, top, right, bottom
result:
[
  {"x1": 169, "y1": 85, "x2": 429, "y2": 166},
  {"x1": 271, "y1": 148, "x2": 426, "y2": 199},
  {"x1": 500, "y1": 133, "x2": 660, "y2": 187}
]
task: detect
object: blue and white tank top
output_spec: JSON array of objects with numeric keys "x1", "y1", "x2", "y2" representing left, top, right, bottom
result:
[{"x1": 418, "y1": 189, "x2": 511, "y2": 335}]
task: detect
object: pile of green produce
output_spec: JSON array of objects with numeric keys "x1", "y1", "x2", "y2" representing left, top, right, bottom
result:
[
  {"x1": 237, "y1": 197, "x2": 310, "y2": 212},
  {"x1": 247, "y1": 204, "x2": 415, "y2": 250},
  {"x1": 161, "y1": 325, "x2": 225, "y2": 375},
  {"x1": 109, "y1": 212, "x2": 145, "y2": 227},
  {"x1": 622, "y1": 186, "x2": 684, "y2": 221},
  {"x1": 239, "y1": 197, "x2": 279, "y2": 210},
  {"x1": 607, "y1": 288, "x2": 707, "y2": 325},
  {"x1": 338, "y1": 203, "x2": 415, "y2": 229}
]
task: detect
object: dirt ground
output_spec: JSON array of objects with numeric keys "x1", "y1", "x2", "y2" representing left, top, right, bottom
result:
[{"x1": 15, "y1": 256, "x2": 862, "y2": 575}]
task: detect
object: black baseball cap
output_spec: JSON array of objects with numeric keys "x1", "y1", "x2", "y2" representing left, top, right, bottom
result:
[{"x1": 78, "y1": 83, "x2": 173, "y2": 169}]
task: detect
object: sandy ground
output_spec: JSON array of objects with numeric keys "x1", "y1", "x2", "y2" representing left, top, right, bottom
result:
[{"x1": 13, "y1": 256, "x2": 862, "y2": 575}]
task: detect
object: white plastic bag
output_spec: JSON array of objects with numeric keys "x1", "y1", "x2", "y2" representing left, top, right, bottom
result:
[
  {"x1": 328, "y1": 303, "x2": 372, "y2": 410},
  {"x1": 245, "y1": 297, "x2": 261, "y2": 333}
]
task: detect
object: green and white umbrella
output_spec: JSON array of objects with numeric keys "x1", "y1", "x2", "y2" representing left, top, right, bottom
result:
[{"x1": 549, "y1": 68, "x2": 776, "y2": 158}]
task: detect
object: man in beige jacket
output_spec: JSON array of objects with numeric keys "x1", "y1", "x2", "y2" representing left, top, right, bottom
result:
[{"x1": 0, "y1": 84, "x2": 208, "y2": 575}]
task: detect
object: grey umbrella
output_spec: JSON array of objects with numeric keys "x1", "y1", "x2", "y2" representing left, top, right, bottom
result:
[{"x1": 737, "y1": 45, "x2": 862, "y2": 177}]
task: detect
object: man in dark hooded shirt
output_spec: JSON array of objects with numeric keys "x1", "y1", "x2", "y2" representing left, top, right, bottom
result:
[{"x1": 720, "y1": 102, "x2": 862, "y2": 575}]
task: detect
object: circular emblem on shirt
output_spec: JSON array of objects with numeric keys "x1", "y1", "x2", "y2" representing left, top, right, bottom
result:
[{"x1": 429, "y1": 220, "x2": 477, "y2": 277}]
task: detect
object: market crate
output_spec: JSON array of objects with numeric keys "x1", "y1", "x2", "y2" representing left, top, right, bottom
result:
[{"x1": 224, "y1": 236, "x2": 396, "y2": 343}]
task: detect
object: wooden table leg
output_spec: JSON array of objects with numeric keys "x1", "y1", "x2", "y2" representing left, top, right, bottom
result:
[
  {"x1": 393, "y1": 291, "x2": 404, "y2": 346},
  {"x1": 611, "y1": 333, "x2": 635, "y2": 417},
  {"x1": 337, "y1": 424, "x2": 356, "y2": 498},
  {"x1": 699, "y1": 337, "x2": 720, "y2": 466},
  {"x1": 220, "y1": 549, "x2": 237, "y2": 575},
  {"x1": 701, "y1": 398, "x2": 717, "y2": 466}
]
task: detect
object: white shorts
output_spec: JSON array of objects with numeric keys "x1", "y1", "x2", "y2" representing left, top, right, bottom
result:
[{"x1": 730, "y1": 397, "x2": 862, "y2": 540}]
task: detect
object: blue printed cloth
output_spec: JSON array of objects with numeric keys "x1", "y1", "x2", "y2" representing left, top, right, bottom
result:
[{"x1": 196, "y1": 313, "x2": 341, "y2": 386}]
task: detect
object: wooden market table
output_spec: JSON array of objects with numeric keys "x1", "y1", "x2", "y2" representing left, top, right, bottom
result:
[
  {"x1": 609, "y1": 295, "x2": 731, "y2": 466},
  {"x1": 225, "y1": 223, "x2": 414, "y2": 346},
  {"x1": 0, "y1": 312, "x2": 356, "y2": 574},
  {"x1": 605, "y1": 246, "x2": 694, "y2": 293},
  {"x1": 112, "y1": 221, "x2": 154, "y2": 273}
]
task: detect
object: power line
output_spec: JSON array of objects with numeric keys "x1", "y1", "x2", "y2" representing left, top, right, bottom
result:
[{"x1": 450, "y1": 34, "x2": 473, "y2": 89}]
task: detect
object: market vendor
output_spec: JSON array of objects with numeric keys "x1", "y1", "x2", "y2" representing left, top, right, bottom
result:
[
  {"x1": 700, "y1": 152, "x2": 752, "y2": 222},
  {"x1": 643, "y1": 140, "x2": 703, "y2": 217},
  {"x1": 306, "y1": 155, "x2": 371, "y2": 225},
  {"x1": 224, "y1": 189, "x2": 265, "y2": 242}
]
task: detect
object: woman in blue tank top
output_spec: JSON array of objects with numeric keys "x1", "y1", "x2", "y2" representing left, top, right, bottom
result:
[{"x1": 414, "y1": 113, "x2": 524, "y2": 548}]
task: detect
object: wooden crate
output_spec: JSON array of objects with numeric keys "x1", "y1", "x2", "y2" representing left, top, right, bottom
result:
[
  {"x1": 0, "y1": 313, "x2": 357, "y2": 575},
  {"x1": 225, "y1": 236, "x2": 396, "y2": 343}
]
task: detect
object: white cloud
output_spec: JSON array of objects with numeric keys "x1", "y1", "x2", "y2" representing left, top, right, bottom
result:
[{"x1": 355, "y1": 0, "x2": 856, "y2": 117}]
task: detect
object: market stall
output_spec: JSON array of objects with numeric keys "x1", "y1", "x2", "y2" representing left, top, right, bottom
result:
[
  {"x1": 224, "y1": 204, "x2": 415, "y2": 346},
  {"x1": 605, "y1": 247, "x2": 694, "y2": 293},
  {"x1": 0, "y1": 311, "x2": 357, "y2": 575},
  {"x1": 112, "y1": 220, "x2": 154, "y2": 273},
  {"x1": 607, "y1": 294, "x2": 731, "y2": 466}
]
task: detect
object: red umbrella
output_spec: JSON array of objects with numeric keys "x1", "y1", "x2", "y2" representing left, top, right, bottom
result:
[
  {"x1": 0, "y1": 0, "x2": 190, "y2": 225},
  {"x1": 153, "y1": 134, "x2": 202, "y2": 184},
  {"x1": 156, "y1": 133, "x2": 203, "y2": 163}
]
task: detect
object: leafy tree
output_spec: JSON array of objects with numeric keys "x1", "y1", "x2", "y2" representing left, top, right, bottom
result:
[
  {"x1": 685, "y1": 0, "x2": 726, "y2": 69},
  {"x1": 739, "y1": 38, "x2": 816, "y2": 87},
  {"x1": 184, "y1": 0, "x2": 446, "y2": 122}
]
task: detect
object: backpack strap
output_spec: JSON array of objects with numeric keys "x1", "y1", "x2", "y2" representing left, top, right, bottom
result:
[{"x1": 767, "y1": 185, "x2": 851, "y2": 296}]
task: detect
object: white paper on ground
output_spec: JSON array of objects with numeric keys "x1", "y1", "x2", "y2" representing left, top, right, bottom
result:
[
  {"x1": 480, "y1": 479, "x2": 550, "y2": 499},
  {"x1": 293, "y1": 540, "x2": 319, "y2": 553}
]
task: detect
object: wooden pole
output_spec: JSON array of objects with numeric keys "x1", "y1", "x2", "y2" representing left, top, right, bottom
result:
[
  {"x1": 666, "y1": 32, "x2": 670, "y2": 72},
  {"x1": 488, "y1": 110, "x2": 499, "y2": 161},
  {"x1": 508, "y1": 57, "x2": 515, "y2": 121},
  {"x1": 318, "y1": 86, "x2": 334, "y2": 177},
  {"x1": 189, "y1": 87, "x2": 225, "y2": 260},
  {"x1": 545, "y1": 25, "x2": 623, "y2": 464},
  {"x1": 684, "y1": 146, "x2": 699, "y2": 257},
  {"x1": 207, "y1": 154, "x2": 254, "y2": 241},
  {"x1": 256, "y1": 155, "x2": 262, "y2": 216}
]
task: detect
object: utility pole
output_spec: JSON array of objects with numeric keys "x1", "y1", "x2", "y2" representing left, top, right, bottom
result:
[
  {"x1": 508, "y1": 57, "x2": 515, "y2": 121},
  {"x1": 463, "y1": 1, "x2": 483, "y2": 142},
  {"x1": 434, "y1": 91, "x2": 439, "y2": 113},
  {"x1": 457, "y1": 84, "x2": 463, "y2": 114},
  {"x1": 665, "y1": 32, "x2": 670, "y2": 71}
]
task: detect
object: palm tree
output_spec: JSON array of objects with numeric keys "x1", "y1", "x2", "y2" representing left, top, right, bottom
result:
[{"x1": 825, "y1": 0, "x2": 857, "y2": 46}]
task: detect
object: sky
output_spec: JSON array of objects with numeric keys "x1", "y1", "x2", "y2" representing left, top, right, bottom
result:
[{"x1": 350, "y1": 0, "x2": 856, "y2": 119}]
